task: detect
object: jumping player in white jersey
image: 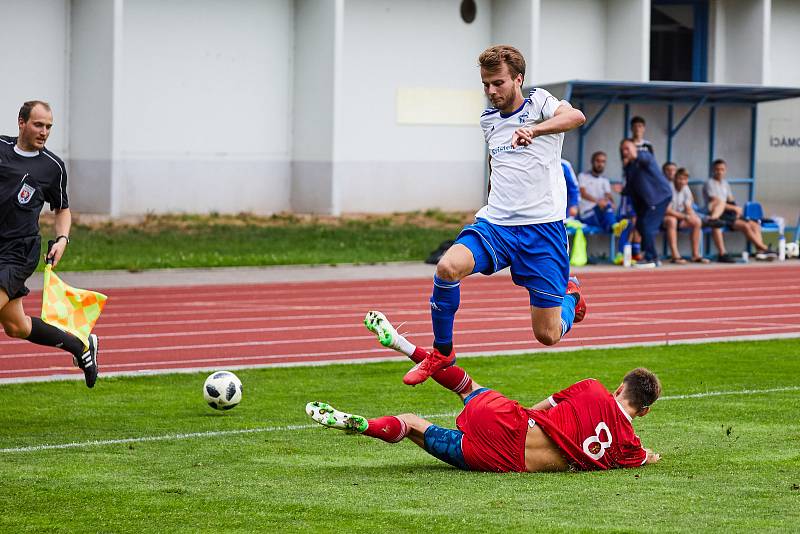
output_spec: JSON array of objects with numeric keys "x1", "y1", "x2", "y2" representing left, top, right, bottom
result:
[{"x1": 403, "y1": 45, "x2": 587, "y2": 386}]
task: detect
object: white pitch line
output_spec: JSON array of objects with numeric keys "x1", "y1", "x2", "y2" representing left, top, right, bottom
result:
[
  {"x1": 0, "y1": 424, "x2": 317, "y2": 453},
  {"x1": 658, "y1": 386, "x2": 800, "y2": 400},
  {"x1": 1, "y1": 385, "x2": 797, "y2": 454}
]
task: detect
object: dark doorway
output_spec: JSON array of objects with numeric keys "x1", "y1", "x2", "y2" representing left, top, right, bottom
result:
[{"x1": 650, "y1": 1, "x2": 708, "y2": 82}]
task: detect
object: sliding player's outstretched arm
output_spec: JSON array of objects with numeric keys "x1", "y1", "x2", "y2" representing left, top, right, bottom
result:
[
  {"x1": 529, "y1": 397, "x2": 554, "y2": 411},
  {"x1": 644, "y1": 448, "x2": 661, "y2": 464}
]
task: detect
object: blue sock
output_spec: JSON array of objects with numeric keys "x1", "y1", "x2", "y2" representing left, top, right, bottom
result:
[
  {"x1": 560, "y1": 294, "x2": 577, "y2": 337},
  {"x1": 619, "y1": 221, "x2": 632, "y2": 247},
  {"x1": 430, "y1": 275, "x2": 460, "y2": 354},
  {"x1": 632, "y1": 242, "x2": 641, "y2": 255}
]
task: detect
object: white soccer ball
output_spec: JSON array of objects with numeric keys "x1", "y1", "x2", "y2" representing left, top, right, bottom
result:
[
  {"x1": 203, "y1": 371, "x2": 243, "y2": 411},
  {"x1": 786, "y1": 241, "x2": 799, "y2": 259}
]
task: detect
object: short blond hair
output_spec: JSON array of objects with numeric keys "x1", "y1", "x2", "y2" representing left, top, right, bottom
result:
[{"x1": 478, "y1": 45, "x2": 526, "y2": 81}]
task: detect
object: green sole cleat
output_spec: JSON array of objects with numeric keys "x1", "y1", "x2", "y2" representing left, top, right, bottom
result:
[
  {"x1": 364, "y1": 310, "x2": 398, "y2": 348},
  {"x1": 305, "y1": 401, "x2": 368, "y2": 433}
]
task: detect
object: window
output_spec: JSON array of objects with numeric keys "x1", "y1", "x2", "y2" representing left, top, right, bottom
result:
[{"x1": 650, "y1": 1, "x2": 708, "y2": 82}]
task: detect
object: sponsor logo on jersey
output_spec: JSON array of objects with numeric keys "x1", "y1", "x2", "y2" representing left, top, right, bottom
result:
[
  {"x1": 18, "y1": 183, "x2": 35, "y2": 204},
  {"x1": 490, "y1": 145, "x2": 524, "y2": 156}
]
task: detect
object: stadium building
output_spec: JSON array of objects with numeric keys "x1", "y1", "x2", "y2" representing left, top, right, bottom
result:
[{"x1": 1, "y1": 0, "x2": 798, "y2": 220}]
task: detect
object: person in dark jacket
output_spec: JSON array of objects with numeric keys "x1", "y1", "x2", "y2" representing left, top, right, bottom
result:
[{"x1": 620, "y1": 139, "x2": 672, "y2": 267}]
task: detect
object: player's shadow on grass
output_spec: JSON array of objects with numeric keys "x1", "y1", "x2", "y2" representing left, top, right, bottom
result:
[{"x1": 316, "y1": 461, "x2": 473, "y2": 475}]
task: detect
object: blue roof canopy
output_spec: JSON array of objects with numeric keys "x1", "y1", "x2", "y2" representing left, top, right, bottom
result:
[{"x1": 555, "y1": 80, "x2": 800, "y2": 105}]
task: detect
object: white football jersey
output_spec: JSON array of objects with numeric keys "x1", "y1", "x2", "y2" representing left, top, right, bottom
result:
[{"x1": 476, "y1": 88, "x2": 566, "y2": 225}]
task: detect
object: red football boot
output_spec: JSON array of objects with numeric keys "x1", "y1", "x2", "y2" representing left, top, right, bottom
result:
[
  {"x1": 402, "y1": 348, "x2": 456, "y2": 386},
  {"x1": 567, "y1": 276, "x2": 587, "y2": 323}
]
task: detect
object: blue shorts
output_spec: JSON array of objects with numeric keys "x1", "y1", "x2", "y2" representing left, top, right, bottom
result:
[
  {"x1": 619, "y1": 195, "x2": 635, "y2": 218},
  {"x1": 422, "y1": 388, "x2": 490, "y2": 470},
  {"x1": 454, "y1": 218, "x2": 569, "y2": 308}
]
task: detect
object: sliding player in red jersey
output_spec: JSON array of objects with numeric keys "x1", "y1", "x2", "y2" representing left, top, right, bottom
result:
[{"x1": 306, "y1": 312, "x2": 661, "y2": 472}]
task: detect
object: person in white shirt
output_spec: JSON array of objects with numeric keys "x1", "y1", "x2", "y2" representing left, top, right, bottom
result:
[
  {"x1": 663, "y1": 168, "x2": 707, "y2": 264},
  {"x1": 703, "y1": 159, "x2": 776, "y2": 262},
  {"x1": 577, "y1": 151, "x2": 617, "y2": 232},
  {"x1": 404, "y1": 45, "x2": 587, "y2": 387}
]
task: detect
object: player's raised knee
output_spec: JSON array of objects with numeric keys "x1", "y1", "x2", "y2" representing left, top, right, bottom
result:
[
  {"x1": 534, "y1": 330, "x2": 560, "y2": 346},
  {"x1": 435, "y1": 256, "x2": 465, "y2": 282},
  {"x1": 2, "y1": 320, "x2": 27, "y2": 339}
]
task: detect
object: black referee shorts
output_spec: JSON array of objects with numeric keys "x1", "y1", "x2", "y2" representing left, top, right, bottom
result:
[{"x1": 0, "y1": 235, "x2": 41, "y2": 301}]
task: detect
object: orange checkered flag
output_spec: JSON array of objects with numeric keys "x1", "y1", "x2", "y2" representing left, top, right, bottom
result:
[{"x1": 41, "y1": 264, "x2": 107, "y2": 349}]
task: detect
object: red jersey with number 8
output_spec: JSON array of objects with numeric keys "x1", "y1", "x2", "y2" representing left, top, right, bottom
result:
[{"x1": 528, "y1": 379, "x2": 648, "y2": 470}]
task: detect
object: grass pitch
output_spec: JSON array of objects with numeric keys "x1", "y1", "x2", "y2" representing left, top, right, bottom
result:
[
  {"x1": 1, "y1": 339, "x2": 799, "y2": 532},
  {"x1": 38, "y1": 211, "x2": 469, "y2": 271}
]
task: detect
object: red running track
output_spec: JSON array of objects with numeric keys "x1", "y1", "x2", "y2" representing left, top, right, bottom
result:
[{"x1": 2, "y1": 264, "x2": 799, "y2": 383}]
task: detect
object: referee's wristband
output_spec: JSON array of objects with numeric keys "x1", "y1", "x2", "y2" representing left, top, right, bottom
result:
[{"x1": 55, "y1": 235, "x2": 70, "y2": 245}]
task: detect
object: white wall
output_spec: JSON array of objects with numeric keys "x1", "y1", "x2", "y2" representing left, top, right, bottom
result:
[
  {"x1": 538, "y1": 0, "x2": 606, "y2": 84},
  {"x1": 756, "y1": 98, "x2": 800, "y2": 221},
  {"x1": 334, "y1": 0, "x2": 492, "y2": 213},
  {"x1": 712, "y1": 0, "x2": 769, "y2": 84},
  {"x1": 756, "y1": 0, "x2": 800, "y2": 220},
  {"x1": 606, "y1": 0, "x2": 650, "y2": 81},
  {"x1": 0, "y1": 0, "x2": 69, "y2": 154},
  {"x1": 291, "y1": 0, "x2": 340, "y2": 214},
  {"x1": 67, "y1": 0, "x2": 117, "y2": 214},
  {"x1": 491, "y1": 0, "x2": 537, "y2": 79},
  {"x1": 115, "y1": 0, "x2": 293, "y2": 215},
  {"x1": 769, "y1": 0, "x2": 800, "y2": 86}
]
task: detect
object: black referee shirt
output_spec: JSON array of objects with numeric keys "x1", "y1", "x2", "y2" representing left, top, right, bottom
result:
[{"x1": 0, "y1": 136, "x2": 69, "y2": 240}]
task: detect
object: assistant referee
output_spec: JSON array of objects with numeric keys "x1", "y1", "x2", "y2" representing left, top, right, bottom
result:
[{"x1": 0, "y1": 100, "x2": 98, "y2": 387}]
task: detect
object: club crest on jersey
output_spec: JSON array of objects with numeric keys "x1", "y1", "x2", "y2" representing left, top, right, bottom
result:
[
  {"x1": 18, "y1": 183, "x2": 35, "y2": 204},
  {"x1": 518, "y1": 112, "x2": 529, "y2": 124}
]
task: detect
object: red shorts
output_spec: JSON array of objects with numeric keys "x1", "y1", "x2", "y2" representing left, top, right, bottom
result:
[{"x1": 456, "y1": 389, "x2": 530, "y2": 472}]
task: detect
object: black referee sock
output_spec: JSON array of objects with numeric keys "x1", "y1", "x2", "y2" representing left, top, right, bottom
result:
[{"x1": 26, "y1": 317, "x2": 84, "y2": 357}]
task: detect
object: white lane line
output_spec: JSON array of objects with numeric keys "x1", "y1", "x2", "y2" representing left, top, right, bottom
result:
[
  {"x1": 63, "y1": 273, "x2": 800, "y2": 304},
  {"x1": 15, "y1": 292, "x2": 793, "y2": 324},
  {"x1": 38, "y1": 286, "x2": 800, "y2": 315},
  {"x1": 1, "y1": 385, "x2": 797, "y2": 454},
  {"x1": 4, "y1": 301, "x2": 800, "y2": 353},
  {"x1": 4, "y1": 331, "x2": 800, "y2": 384},
  {"x1": 4, "y1": 318, "x2": 800, "y2": 363},
  {"x1": 3, "y1": 316, "x2": 800, "y2": 364}
]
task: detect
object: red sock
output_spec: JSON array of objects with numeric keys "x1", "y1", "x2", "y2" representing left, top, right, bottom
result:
[
  {"x1": 433, "y1": 365, "x2": 473, "y2": 394},
  {"x1": 409, "y1": 346, "x2": 473, "y2": 394},
  {"x1": 410, "y1": 346, "x2": 428, "y2": 363},
  {"x1": 363, "y1": 416, "x2": 408, "y2": 443}
]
